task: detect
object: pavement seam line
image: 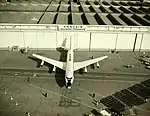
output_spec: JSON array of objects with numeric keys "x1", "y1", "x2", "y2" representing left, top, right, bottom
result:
[{"x1": 29, "y1": 84, "x2": 100, "y2": 111}]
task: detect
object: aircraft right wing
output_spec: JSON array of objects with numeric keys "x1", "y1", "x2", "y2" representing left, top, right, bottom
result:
[
  {"x1": 32, "y1": 54, "x2": 66, "y2": 70},
  {"x1": 74, "y1": 56, "x2": 108, "y2": 71}
]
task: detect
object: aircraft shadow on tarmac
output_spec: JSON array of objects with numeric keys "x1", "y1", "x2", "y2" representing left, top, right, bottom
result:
[
  {"x1": 28, "y1": 48, "x2": 67, "y2": 88},
  {"x1": 55, "y1": 47, "x2": 67, "y2": 88}
]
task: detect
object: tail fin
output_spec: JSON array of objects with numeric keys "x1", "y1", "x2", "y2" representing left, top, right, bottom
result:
[
  {"x1": 60, "y1": 37, "x2": 78, "y2": 51},
  {"x1": 62, "y1": 38, "x2": 67, "y2": 47},
  {"x1": 59, "y1": 38, "x2": 69, "y2": 51}
]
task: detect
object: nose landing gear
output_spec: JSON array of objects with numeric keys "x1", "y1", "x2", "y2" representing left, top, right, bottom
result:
[{"x1": 66, "y1": 80, "x2": 71, "y2": 89}]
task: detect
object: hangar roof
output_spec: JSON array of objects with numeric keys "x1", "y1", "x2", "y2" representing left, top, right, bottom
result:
[{"x1": 0, "y1": 0, "x2": 150, "y2": 26}]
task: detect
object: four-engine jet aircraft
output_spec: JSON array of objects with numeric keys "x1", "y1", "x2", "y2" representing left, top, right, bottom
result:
[{"x1": 32, "y1": 38, "x2": 108, "y2": 89}]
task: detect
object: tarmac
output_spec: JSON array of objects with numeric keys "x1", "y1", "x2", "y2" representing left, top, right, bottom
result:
[{"x1": 0, "y1": 50, "x2": 150, "y2": 116}]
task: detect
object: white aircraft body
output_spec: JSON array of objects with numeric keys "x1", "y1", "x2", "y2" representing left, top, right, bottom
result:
[{"x1": 32, "y1": 38, "x2": 108, "y2": 89}]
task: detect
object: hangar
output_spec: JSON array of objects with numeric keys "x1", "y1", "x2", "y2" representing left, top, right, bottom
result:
[
  {"x1": 0, "y1": 24, "x2": 150, "y2": 51},
  {"x1": 0, "y1": 0, "x2": 150, "y2": 51}
]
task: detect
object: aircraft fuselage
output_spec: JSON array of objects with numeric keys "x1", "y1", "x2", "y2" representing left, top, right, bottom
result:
[{"x1": 65, "y1": 49, "x2": 74, "y2": 89}]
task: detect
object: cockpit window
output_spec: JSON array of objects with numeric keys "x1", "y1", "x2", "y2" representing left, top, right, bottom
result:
[{"x1": 66, "y1": 77, "x2": 72, "y2": 80}]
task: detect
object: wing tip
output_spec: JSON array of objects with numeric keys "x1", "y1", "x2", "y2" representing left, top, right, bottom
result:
[
  {"x1": 104, "y1": 56, "x2": 108, "y2": 58},
  {"x1": 32, "y1": 53, "x2": 38, "y2": 57}
]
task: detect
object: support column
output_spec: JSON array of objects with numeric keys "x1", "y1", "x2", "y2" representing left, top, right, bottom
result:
[
  {"x1": 133, "y1": 33, "x2": 137, "y2": 52},
  {"x1": 89, "y1": 32, "x2": 92, "y2": 51},
  {"x1": 115, "y1": 33, "x2": 118, "y2": 51},
  {"x1": 139, "y1": 33, "x2": 144, "y2": 52}
]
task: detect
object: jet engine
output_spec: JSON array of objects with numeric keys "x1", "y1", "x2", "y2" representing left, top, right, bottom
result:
[
  {"x1": 40, "y1": 60, "x2": 44, "y2": 67},
  {"x1": 84, "y1": 67, "x2": 87, "y2": 73},
  {"x1": 53, "y1": 66, "x2": 56, "y2": 72},
  {"x1": 90, "y1": 64, "x2": 95, "y2": 69},
  {"x1": 79, "y1": 68, "x2": 84, "y2": 74},
  {"x1": 90, "y1": 56, "x2": 95, "y2": 69},
  {"x1": 96, "y1": 62, "x2": 100, "y2": 68}
]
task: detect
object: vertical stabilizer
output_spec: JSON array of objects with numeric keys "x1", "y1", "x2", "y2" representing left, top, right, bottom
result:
[
  {"x1": 62, "y1": 38, "x2": 67, "y2": 47},
  {"x1": 59, "y1": 38, "x2": 69, "y2": 51}
]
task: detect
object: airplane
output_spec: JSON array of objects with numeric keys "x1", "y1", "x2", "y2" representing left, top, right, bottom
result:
[{"x1": 32, "y1": 37, "x2": 108, "y2": 89}]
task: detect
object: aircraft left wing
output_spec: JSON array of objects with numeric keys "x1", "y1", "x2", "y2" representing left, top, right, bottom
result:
[
  {"x1": 74, "y1": 56, "x2": 108, "y2": 71},
  {"x1": 32, "y1": 54, "x2": 66, "y2": 70}
]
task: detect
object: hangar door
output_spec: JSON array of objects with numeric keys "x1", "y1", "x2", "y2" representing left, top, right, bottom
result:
[
  {"x1": 37, "y1": 32, "x2": 56, "y2": 49},
  {"x1": 76, "y1": 32, "x2": 90, "y2": 50},
  {"x1": 116, "y1": 33, "x2": 136, "y2": 51},
  {"x1": 0, "y1": 31, "x2": 24, "y2": 48},
  {"x1": 141, "y1": 34, "x2": 150, "y2": 51},
  {"x1": 24, "y1": 31, "x2": 57, "y2": 49},
  {"x1": 24, "y1": 31, "x2": 38, "y2": 49},
  {"x1": 90, "y1": 33, "x2": 117, "y2": 51}
]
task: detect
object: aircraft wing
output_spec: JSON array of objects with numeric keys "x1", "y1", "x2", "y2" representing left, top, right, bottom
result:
[
  {"x1": 74, "y1": 56, "x2": 108, "y2": 71},
  {"x1": 32, "y1": 54, "x2": 66, "y2": 70}
]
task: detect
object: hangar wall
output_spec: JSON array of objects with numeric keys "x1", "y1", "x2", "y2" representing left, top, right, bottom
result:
[
  {"x1": 0, "y1": 31, "x2": 24, "y2": 48},
  {"x1": 140, "y1": 33, "x2": 150, "y2": 51},
  {"x1": 0, "y1": 31, "x2": 57, "y2": 50},
  {"x1": 116, "y1": 33, "x2": 136, "y2": 51},
  {"x1": 90, "y1": 33, "x2": 117, "y2": 51},
  {"x1": 0, "y1": 24, "x2": 150, "y2": 51}
]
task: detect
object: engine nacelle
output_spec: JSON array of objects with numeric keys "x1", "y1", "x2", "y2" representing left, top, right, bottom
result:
[
  {"x1": 96, "y1": 62, "x2": 100, "y2": 68},
  {"x1": 79, "y1": 68, "x2": 84, "y2": 74},
  {"x1": 84, "y1": 67, "x2": 87, "y2": 73},
  {"x1": 53, "y1": 66, "x2": 56, "y2": 72},
  {"x1": 40, "y1": 60, "x2": 44, "y2": 67}
]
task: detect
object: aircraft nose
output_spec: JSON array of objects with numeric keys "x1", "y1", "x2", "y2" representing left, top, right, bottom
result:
[{"x1": 67, "y1": 81, "x2": 71, "y2": 86}]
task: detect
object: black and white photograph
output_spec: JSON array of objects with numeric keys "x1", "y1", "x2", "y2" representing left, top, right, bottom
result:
[{"x1": 0, "y1": 0, "x2": 150, "y2": 116}]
